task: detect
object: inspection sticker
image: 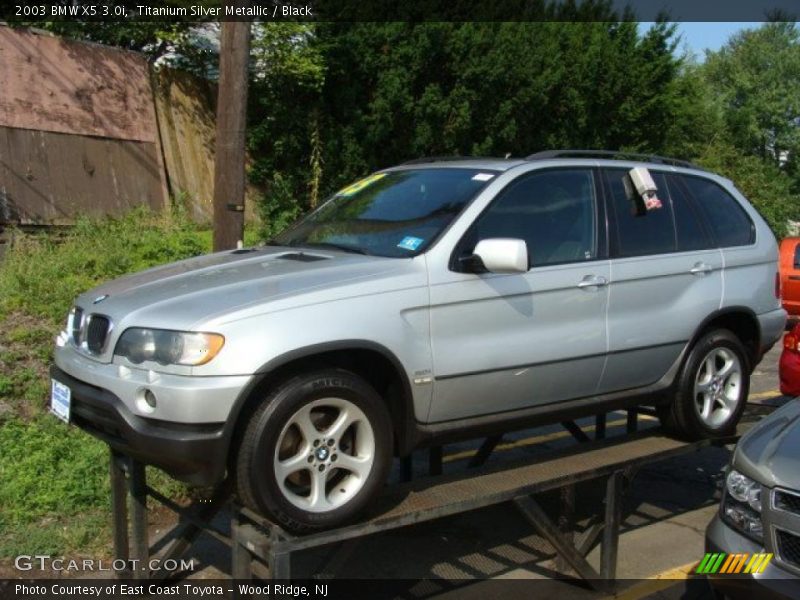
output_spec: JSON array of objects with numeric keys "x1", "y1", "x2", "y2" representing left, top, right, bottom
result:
[
  {"x1": 336, "y1": 173, "x2": 387, "y2": 197},
  {"x1": 397, "y1": 236, "x2": 424, "y2": 251},
  {"x1": 472, "y1": 173, "x2": 495, "y2": 181}
]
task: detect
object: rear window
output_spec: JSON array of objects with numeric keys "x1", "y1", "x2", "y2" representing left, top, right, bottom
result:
[{"x1": 679, "y1": 176, "x2": 754, "y2": 247}]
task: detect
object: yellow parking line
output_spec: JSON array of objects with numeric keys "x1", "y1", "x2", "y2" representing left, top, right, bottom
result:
[
  {"x1": 613, "y1": 561, "x2": 698, "y2": 600},
  {"x1": 748, "y1": 389, "x2": 782, "y2": 401},
  {"x1": 443, "y1": 414, "x2": 656, "y2": 464}
]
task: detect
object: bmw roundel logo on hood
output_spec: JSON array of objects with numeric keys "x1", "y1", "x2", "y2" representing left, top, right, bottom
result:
[{"x1": 93, "y1": 294, "x2": 109, "y2": 304}]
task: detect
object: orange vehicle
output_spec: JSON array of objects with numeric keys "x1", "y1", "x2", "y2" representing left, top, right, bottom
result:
[{"x1": 780, "y1": 237, "x2": 800, "y2": 324}]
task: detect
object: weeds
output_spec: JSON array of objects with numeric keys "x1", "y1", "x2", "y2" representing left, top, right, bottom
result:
[{"x1": 0, "y1": 208, "x2": 225, "y2": 559}]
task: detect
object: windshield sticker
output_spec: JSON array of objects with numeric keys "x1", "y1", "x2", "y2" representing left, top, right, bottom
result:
[
  {"x1": 336, "y1": 173, "x2": 387, "y2": 197},
  {"x1": 472, "y1": 173, "x2": 495, "y2": 181},
  {"x1": 397, "y1": 236, "x2": 424, "y2": 251}
]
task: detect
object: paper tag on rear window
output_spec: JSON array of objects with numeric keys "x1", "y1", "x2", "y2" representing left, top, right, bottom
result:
[{"x1": 472, "y1": 173, "x2": 495, "y2": 181}]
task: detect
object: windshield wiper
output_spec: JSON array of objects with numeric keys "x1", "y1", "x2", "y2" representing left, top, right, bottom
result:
[{"x1": 289, "y1": 241, "x2": 371, "y2": 255}]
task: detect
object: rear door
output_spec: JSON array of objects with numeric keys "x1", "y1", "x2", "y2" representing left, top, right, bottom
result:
[
  {"x1": 780, "y1": 238, "x2": 800, "y2": 318},
  {"x1": 598, "y1": 169, "x2": 723, "y2": 394}
]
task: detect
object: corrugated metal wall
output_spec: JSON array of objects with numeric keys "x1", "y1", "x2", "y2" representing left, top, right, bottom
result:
[{"x1": 0, "y1": 25, "x2": 167, "y2": 225}]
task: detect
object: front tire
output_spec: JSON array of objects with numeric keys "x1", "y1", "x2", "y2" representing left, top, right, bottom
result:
[
  {"x1": 659, "y1": 329, "x2": 749, "y2": 439},
  {"x1": 236, "y1": 369, "x2": 393, "y2": 533}
]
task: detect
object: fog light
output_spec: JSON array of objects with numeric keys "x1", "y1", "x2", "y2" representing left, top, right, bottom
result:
[{"x1": 144, "y1": 389, "x2": 157, "y2": 408}]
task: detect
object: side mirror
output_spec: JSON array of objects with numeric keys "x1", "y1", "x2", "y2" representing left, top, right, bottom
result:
[{"x1": 464, "y1": 238, "x2": 529, "y2": 274}]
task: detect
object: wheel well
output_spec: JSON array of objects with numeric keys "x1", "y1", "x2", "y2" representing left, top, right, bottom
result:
[
  {"x1": 227, "y1": 348, "x2": 413, "y2": 467},
  {"x1": 696, "y1": 311, "x2": 760, "y2": 370}
]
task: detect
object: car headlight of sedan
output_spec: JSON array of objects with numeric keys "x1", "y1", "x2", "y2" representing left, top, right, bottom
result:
[
  {"x1": 114, "y1": 328, "x2": 224, "y2": 366},
  {"x1": 721, "y1": 469, "x2": 764, "y2": 542}
]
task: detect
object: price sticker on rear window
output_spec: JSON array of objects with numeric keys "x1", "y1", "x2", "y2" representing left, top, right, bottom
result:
[{"x1": 336, "y1": 173, "x2": 387, "y2": 197}]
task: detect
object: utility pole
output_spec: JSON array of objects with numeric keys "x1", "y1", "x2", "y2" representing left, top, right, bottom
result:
[{"x1": 213, "y1": 8, "x2": 251, "y2": 251}]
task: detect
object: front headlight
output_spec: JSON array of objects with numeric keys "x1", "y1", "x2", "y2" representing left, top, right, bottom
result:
[
  {"x1": 114, "y1": 328, "x2": 224, "y2": 366},
  {"x1": 722, "y1": 469, "x2": 764, "y2": 542}
]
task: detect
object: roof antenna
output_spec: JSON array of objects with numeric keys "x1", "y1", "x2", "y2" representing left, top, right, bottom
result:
[{"x1": 504, "y1": 152, "x2": 512, "y2": 159}]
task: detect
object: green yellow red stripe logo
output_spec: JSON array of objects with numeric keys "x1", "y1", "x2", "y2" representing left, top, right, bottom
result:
[{"x1": 696, "y1": 552, "x2": 773, "y2": 574}]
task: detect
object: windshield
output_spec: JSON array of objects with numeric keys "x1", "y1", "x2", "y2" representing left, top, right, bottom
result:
[{"x1": 273, "y1": 168, "x2": 499, "y2": 257}]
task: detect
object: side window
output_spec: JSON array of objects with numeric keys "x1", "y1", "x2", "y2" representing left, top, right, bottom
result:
[
  {"x1": 462, "y1": 169, "x2": 597, "y2": 268},
  {"x1": 606, "y1": 169, "x2": 676, "y2": 257},
  {"x1": 665, "y1": 175, "x2": 713, "y2": 252},
  {"x1": 794, "y1": 243, "x2": 800, "y2": 270},
  {"x1": 680, "y1": 176, "x2": 754, "y2": 247}
]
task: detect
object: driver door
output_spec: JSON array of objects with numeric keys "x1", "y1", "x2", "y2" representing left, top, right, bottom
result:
[{"x1": 427, "y1": 168, "x2": 610, "y2": 422}]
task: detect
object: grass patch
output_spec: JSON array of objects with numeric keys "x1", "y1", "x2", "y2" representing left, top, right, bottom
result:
[{"x1": 0, "y1": 206, "x2": 252, "y2": 558}]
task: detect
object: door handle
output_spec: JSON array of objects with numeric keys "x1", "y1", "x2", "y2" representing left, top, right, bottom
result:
[
  {"x1": 577, "y1": 275, "x2": 609, "y2": 289},
  {"x1": 690, "y1": 262, "x2": 713, "y2": 275}
]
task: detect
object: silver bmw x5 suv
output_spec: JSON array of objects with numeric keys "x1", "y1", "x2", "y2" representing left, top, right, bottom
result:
[{"x1": 51, "y1": 151, "x2": 786, "y2": 531}]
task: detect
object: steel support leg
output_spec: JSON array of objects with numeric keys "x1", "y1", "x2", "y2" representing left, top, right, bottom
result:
[
  {"x1": 514, "y1": 496, "x2": 608, "y2": 592},
  {"x1": 110, "y1": 451, "x2": 131, "y2": 579},
  {"x1": 400, "y1": 455, "x2": 413, "y2": 482},
  {"x1": 595, "y1": 414, "x2": 606, "y2": 440},
  {"x1": 231, "y1": 513, "x2": 252, "y2": 581},
  {"x1": 271, "y1": 551, "x2": 291, "y2": 579},
  {"x1": 428, "y1": 446, "x2": 443, "y2": 476},
  {"x1": 561, "y1": 421, "x2": 591, "y2": 443},
  {"x1": 128, "y1": 459, "x2": 149, "y2": 580},
  {"x1": 149, "y1": 480, "x2": 232, "y2": 579},
  {"x1": 556, "y1": 485, "x2": 576, "y2": 572},
  {"x1": 626, "y1": 410, "x2": 638, "y2": 433},
  {"x1": 600, "y1": 471, "x2": 623, "y2": 582},
  {"x1": 468, "y1": 435, "x2": 503, "y2": 468}
]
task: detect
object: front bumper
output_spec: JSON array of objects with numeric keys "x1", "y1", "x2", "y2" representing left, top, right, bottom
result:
[
  {"x1": 705, "y1": 514, "x2": 800, "y2": 600},
  {"x1": 51, "y1": 365, "x2": 229, "y2": 486},
  {"x1": 54, "y1": 342, "x2": 250, "y2": 424}
]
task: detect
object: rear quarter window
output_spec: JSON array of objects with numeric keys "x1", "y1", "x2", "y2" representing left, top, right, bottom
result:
[{"x1": 679, "y1": 176, "x2": 755, "y2": 247}]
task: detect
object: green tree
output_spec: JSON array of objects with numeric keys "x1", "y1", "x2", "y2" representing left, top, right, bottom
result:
[
  {"x1": 695, "y1": 142, "x2": 799, "y2": 237},
  {"x1": 662, "y1": 61, "x2": 724, "y2": 159},
  {"x1": 246, "y1": 23, "x2": 326, "y2": 238},
  {"x1": 315, "y1": 21, "x2": 683, "y2": 191},
  {"x1": 703, "y1": 23, "x2": 800, "y2": 179}
]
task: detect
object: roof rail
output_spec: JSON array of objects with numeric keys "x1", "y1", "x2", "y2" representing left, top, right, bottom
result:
[
  {"x1": 525, "y1": 150, "x2": 698, "y2": 169},
  {"x1": 401, "y1": 156, "x2": 505, "y2": 165}
]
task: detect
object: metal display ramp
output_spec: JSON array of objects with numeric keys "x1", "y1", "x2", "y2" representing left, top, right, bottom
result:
[{"x1": 106, "y1": 408, "x2": 765, "y2": 594}]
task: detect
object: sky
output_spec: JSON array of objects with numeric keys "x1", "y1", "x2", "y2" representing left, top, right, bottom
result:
[{"x1": 673, "y1": 22, "x2": 762, "y2": 58}]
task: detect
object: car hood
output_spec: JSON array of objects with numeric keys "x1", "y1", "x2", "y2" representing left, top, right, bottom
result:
[
  {"x1": 733, "y1": 399, "x2": 800, "y2": 490},
  {"x1": 76, "y1": 246, "x2": 420, "y2": 331}
]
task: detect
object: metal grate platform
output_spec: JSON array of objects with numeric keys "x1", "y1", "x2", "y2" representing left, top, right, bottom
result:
[
  {"x1": 242, "y1": 426, "x2": 741, "y2": 553},
  {"x1": 106, "y1": 410, "x2": 763, "y2": 593}
]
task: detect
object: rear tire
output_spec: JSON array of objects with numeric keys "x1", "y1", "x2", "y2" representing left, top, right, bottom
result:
[
  {"x1": 236, "y1": 368, "x2": 393, "y2": 533},
  {"x1": 659, "y1": 329, "x2": 749, "y2": 439}
]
